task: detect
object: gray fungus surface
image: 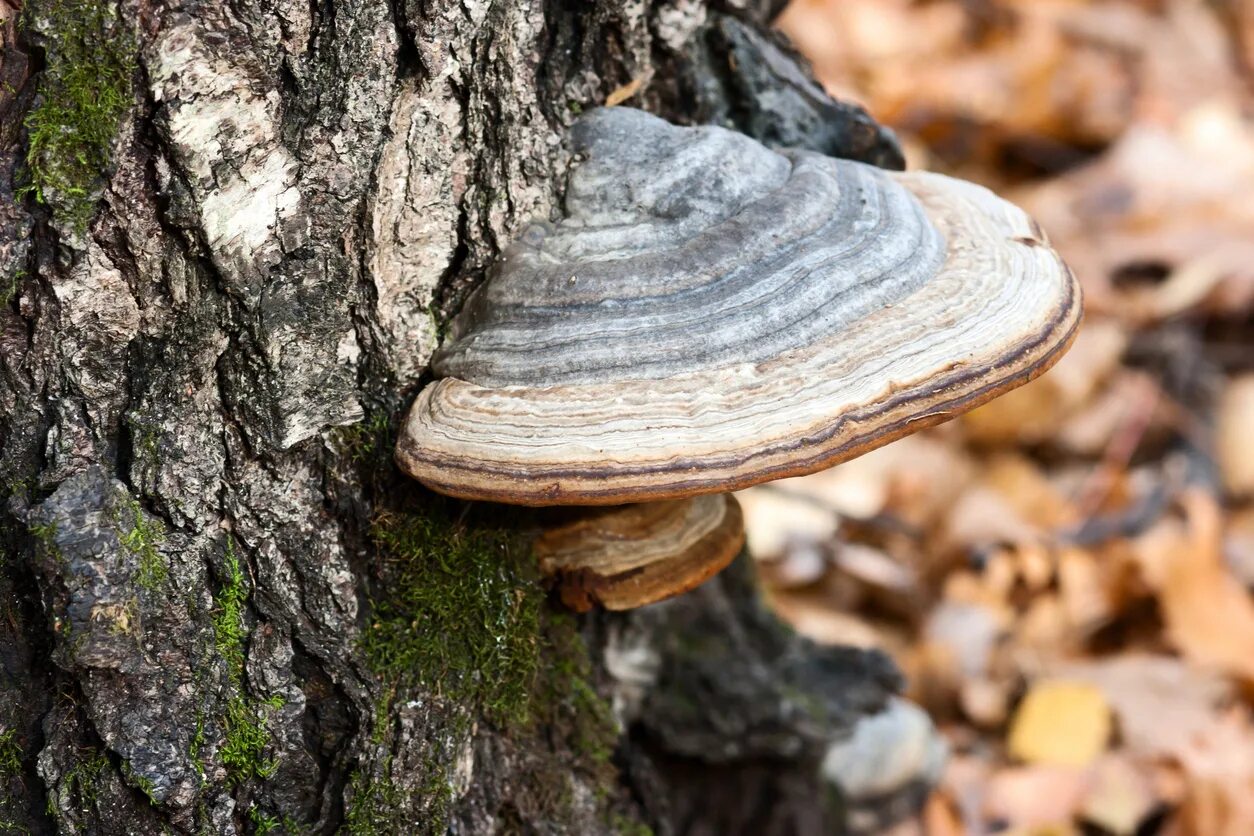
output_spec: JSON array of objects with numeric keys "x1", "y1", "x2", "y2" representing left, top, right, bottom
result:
[
  {"x1": 436, "y1": 108, "x2": 945, "y2": 386},
  {"x1": 398, "y1": 107, "x2": 1081, "y2": 506}
]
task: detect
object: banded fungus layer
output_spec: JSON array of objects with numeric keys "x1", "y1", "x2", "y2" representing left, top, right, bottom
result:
[
  {"x1": 534, "y1": 493, "x2": 744, "y2": 612},
  {"x1": 397, "y1": 107, "x2": 1081, "y2": 608}
]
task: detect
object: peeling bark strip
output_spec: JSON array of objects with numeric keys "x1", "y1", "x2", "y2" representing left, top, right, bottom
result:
[{"x1": 1, "y1": 0, "x2": 910, "y2": 833}]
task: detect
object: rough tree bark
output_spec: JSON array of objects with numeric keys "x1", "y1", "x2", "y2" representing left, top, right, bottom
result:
[{"x1": 0, "y1": 0, "x2": 916, "y2": 832}]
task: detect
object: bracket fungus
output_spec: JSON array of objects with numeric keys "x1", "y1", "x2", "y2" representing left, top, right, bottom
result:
[
  {"x1": 396, "y1": 106, "x2": 1081, "y2": 608},
  {"x1": 534, "y1": 494, "x2": 744, "y2": 612}
]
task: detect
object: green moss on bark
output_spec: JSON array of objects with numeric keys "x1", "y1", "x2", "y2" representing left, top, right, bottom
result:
[
  {"x1": 498, "y1": 612, "x2": 626, "y2": 827},
  {"x1": 342, "y1": 753, "x2": 409, "y2": 835},
  {"x1": 47, "y1": 747, "x2": 108, "y2": 818},
  {"x1": 528, "y1": 614, "x2": 619, "y2": 784},
  {"x1": 0, "y1": 268, "x2": 24, "y2": 309},
  {"x1": 120, "y1": 760, "x2": 157, "y2": 805},
  {"x1": 211, "y1": 540, "x2": 281, "y2": 784},
  {"x1": 0, "y1": 730, "x2": 21, "y2": 777},
  {"x1": 345, "y1": 611, "x2": 624, "y2": 835},
  {"x1": 19, "y1": 0, "x2": 135, "y2": 229},
  {"x1": 345, "y1": 499, "x2": 543, "y2": 828},
  {"x1": 362, "y1": 500, "x2": 542, "y2": 727},
  {"x1": 27, "y1": 520, "x2": 59, "y2": 566},
  {"x1": 336, "y1": 410, "x2": 629, "y2": 833},
  {"x1": 115, "y1": 497, "x2": 168, "y2": 593}
]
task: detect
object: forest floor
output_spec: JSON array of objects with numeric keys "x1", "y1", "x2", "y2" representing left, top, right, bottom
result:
[{"x1": 742, "y1": 1, "x2": 1254, "y2": 833}]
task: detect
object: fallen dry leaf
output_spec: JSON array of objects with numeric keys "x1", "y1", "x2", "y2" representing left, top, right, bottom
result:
[
  {"x1": 1128, "y1": 514, "x2": 1189, "y2": 591},
  {"x1": 1016, "y1": 594, "x2": 1071, "y2": 653},
  {"x1": 834, "y1": 542, "x2": 917, "y2": 594},
  {"x1": 984, "y1": 764, "x2": 1088, "y2": 830},
  {"x1": 758, "y1": 540, "x2": 828, "y2": 589},
  {"x1": 983, "y1": 454, "x2": 1078, "y2": 530},
  {"x1": 1049, "y1": 654, "x2": 1232, "y2": 762},
  {"x1": 737, "y1": 486, "x2": 837, "y2": 559},
  {"x1": 1008, "y1": 680, "x2": 1112, "y2": 767},
  {"x1": 1057, "y1": 547, "x2": 1114, "y2": 635},
  {"x1": 1018, "y1": 102, "x2": 1254, "y2": 318},
  {"x1": 765, "y1": 592, "x2": 887, "y2": 650},
  {"x1": 1160, "y1": 491, "x2": 1254, "y2": 683},
  {"x1": 943, "y1": 486, "x2": 1040, "y2": 554},
  {"x1": 604, "y1": 77, "x2": 643, "y2": 106},
  {"x1": 923, "y1": 599, "x2": 1007, "y2": 680},
  {"x1": 1177, "y1": 771, "x2": 1254, "y2": 836},
  {"x1": 959, "y1": 677, "x2": 1012, "y2": 728},
  {"x1": 1227, "y1": 507, "x2": 1254, "y2": 587},
  {"x1": 1080, "y1": 755, "x2": 1157, "y2": 836},
  {"x1": 1217, "y1": 374, "x2": 1254, "y2": 497},
  {"x1": 1056, "y1": 371, "x2": 1156, "y2": 457},
  {"x1": 921, "y1": 791, "x2": 964, "y2": 836}
]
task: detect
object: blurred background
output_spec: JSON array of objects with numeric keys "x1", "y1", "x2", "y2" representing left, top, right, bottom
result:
[{"x1": 737, "y1": 1, "x2": 1254, "y2": 833}]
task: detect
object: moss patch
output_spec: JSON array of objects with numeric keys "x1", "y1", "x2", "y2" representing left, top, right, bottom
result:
[
  {"x1": 528, "y1": 614, "x2": 618, "y2": 784},
  {"x1": 0, "y1": 729, "x2": 22, "y2": 777},
  {"x1": 247, "y1": 804, "x2": 288, "y2": 834},
  {"x1": 212, "y1": 541, "x2": 249, "y2": 671},
  {"x1": 345, "y1": 496, "x2": 543, "y2": 831},
  {"x1": 1, "y1": 268, "x2": 24, "y2": 309},
  {"x1": 347, "y1": 605, "x2": 625, "y2": 833},
  {"x1": 114, "y1": 497, "x2": 167, "y2": 593},
  {"x1": 211, "y1": 539, "x2": 280, "y2": 784},
  {"x1": 48, "y1": 747, "x2": 108, "y2": 818},
  {"x1": 362, "y1": 500, "x2": 542, "y2": 728},
  {"x1": 28, "y1": 520, "x2": 58, "y2": 562},
  {"x1": 338, "y1": 411, "x2": 630, "y2": 833},
  {"x1": 343, "y1": 754, "x2": 405, "y2": 835},
  {"x1": 120, "y1": 760, "x2": 157, "y2": 805},
  {"x1": 20, "y1": 0, "x2": 135, "y2": 229},
  {"x1": 499, "y1": 612, "x2": 624, "y2": 825},
  {"x1": 332, "y1": 411, "x2": 393, "y2": 472},
  {"x1": 610, "y1": 814, "x2": 656, "y2": 836},
  {"x1": 187, "y1": 710, "x2": 206, "y2": 782}
]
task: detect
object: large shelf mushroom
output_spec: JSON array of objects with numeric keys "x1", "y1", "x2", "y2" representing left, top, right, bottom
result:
[{"x1": 397, "y1": 107, "x2": 1081, "y2": 609}]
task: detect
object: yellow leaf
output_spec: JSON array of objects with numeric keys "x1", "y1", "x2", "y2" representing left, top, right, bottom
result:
[{"x1": 1008, "y1": 681, "x2": 1111, "y2": 767}]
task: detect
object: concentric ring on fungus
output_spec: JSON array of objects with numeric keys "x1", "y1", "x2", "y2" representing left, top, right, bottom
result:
[
  {"x1": 534, "y1": 494, "x2": 745, "y2": 612},
  {"x1": 397, "y1": 107, "x2": 1082, "y2": 507}
]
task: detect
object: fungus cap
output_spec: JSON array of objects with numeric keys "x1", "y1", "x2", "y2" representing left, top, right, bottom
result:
[
  {"x1": 397, "y1": 107, "x2": 1081, "y2": 506},
  {"x1": 534, "y1": 493, "x2": 744, "y2": 612}
]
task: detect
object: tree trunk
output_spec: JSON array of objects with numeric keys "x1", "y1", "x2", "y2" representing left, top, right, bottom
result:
[{"x1": 0, "y1": 0, "x2": 908, "y2": 832}]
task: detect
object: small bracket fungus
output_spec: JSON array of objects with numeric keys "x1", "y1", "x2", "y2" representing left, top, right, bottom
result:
[
  {"x1": 397, "y1": 107, "x2": 1081, "y2": 509},
  {"x1": 534, "y1": 494, "x2": 745, "y2": 612}
]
